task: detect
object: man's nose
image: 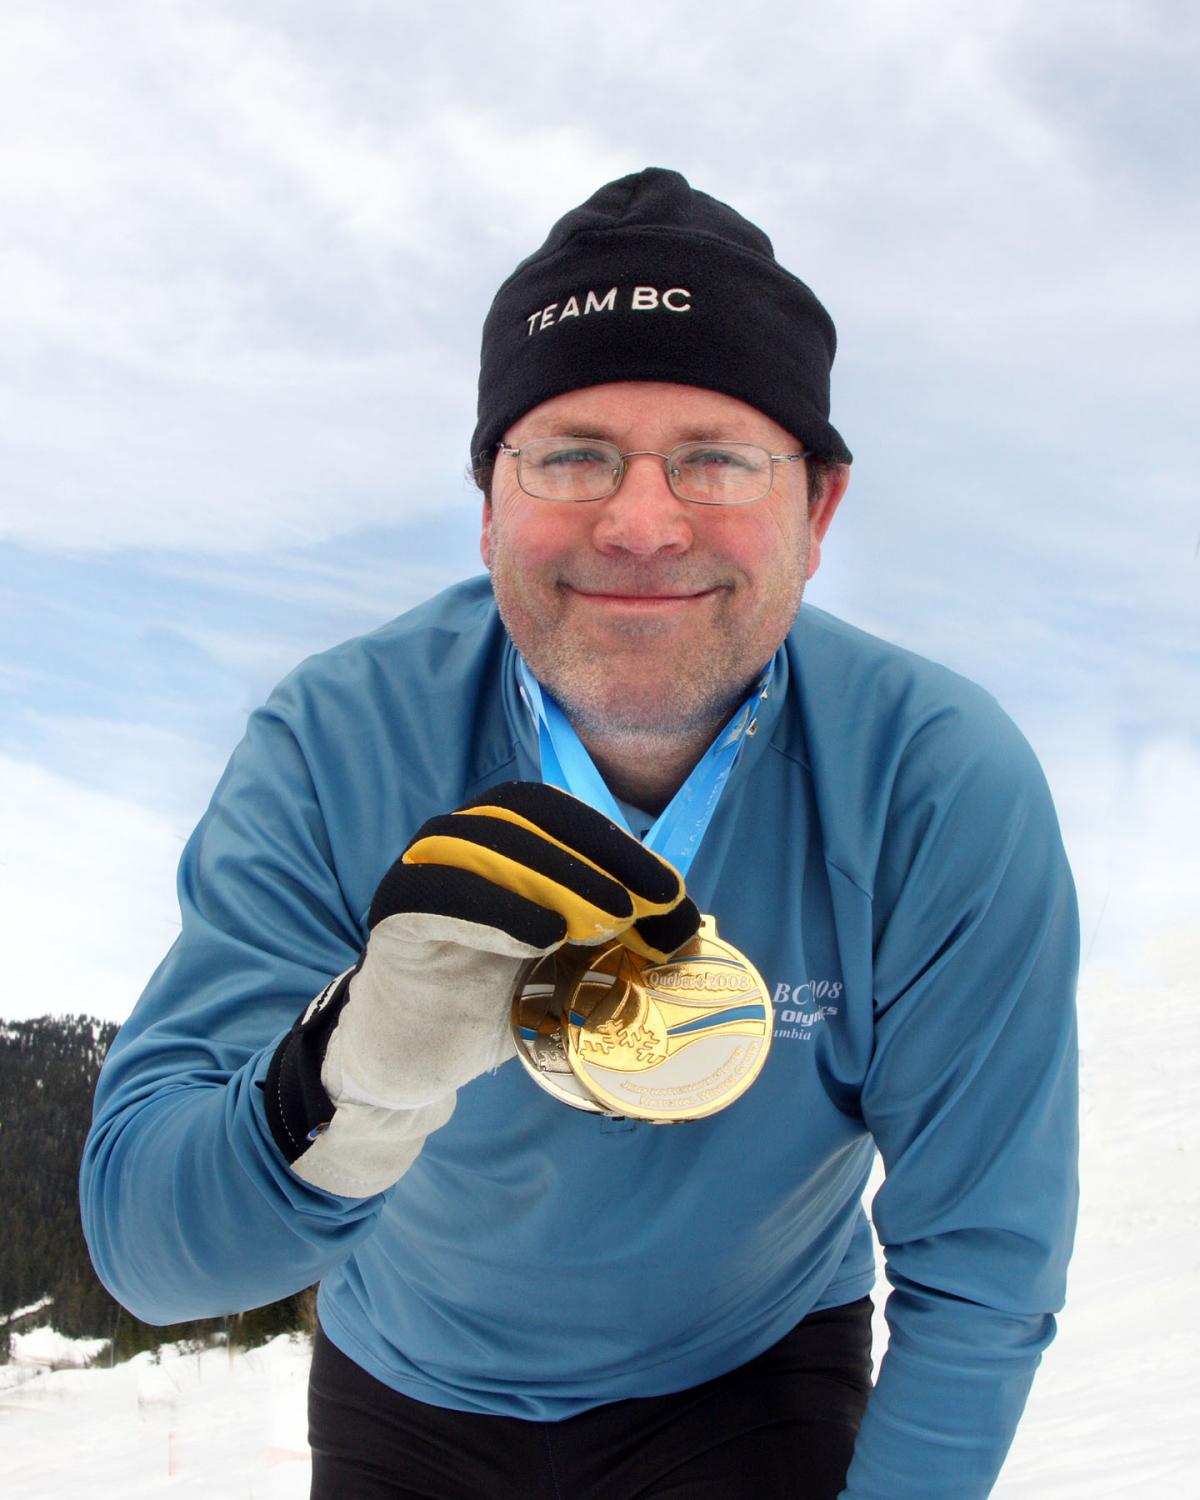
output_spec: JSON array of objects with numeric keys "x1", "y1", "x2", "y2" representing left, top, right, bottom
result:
[{"x1": 590, "y1": 453, "x2": 693, "y2": 556}]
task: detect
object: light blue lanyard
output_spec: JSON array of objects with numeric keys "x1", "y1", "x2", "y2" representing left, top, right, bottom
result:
[{"x1": 516, "y1": 656, "x2": 771, "y2": 879}]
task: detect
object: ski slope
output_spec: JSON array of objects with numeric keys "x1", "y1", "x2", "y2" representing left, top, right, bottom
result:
[{"x1": 1, "y1": 961, "x2": 1195, "y2": 1498}]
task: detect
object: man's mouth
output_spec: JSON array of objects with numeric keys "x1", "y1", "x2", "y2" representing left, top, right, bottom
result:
[{"x1": 563, "y1": 581, "x2": 725, "y2": 604}]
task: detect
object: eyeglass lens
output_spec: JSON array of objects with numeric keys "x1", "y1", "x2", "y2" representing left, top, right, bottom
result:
[{"x1": 515, "y1": 438, "x2": 776, "y2": 505}]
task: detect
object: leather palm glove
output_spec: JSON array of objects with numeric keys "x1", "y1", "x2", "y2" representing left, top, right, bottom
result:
[{"x1": 264, "y1": 782, "x2": 700, "y2": 1197}]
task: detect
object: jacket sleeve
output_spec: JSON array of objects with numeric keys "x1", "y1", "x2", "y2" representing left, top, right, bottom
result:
[
  {"x1": 839, "y1": 704, "x2": 1079, "y2": 1499},
  {"x1": 80, "y1": 697, "x2": 388, "y2": 1324}
]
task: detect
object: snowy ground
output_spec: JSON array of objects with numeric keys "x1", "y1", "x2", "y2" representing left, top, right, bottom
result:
[
  {"x1": 1, "y1": 1333, "x2": 312, "y2": 1498},
  {"x1": 1, "y1": 960, "x2": 1196, "y2": 1498},
  {"x1": 991, "y1": 951, "x2": 1199, "y2": 1499}
]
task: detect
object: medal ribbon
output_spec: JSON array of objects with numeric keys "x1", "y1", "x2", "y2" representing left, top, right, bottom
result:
[{"x1": 516, "y1": 656, "x2": 771, "y2": 880}]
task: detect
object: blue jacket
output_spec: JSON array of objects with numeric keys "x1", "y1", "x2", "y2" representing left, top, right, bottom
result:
[{"x1": 81, "y1": 578, "x2": 1078, "y2": 1499}]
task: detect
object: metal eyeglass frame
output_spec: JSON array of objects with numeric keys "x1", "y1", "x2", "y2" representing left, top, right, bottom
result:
[{"x1": 495, "y1": 438, "x2": 808, "y2": 506}]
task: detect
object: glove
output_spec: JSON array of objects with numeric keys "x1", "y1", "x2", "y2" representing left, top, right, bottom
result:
[{"x1": 264, "y1": 782, "x2": 700, "y2": 1196}]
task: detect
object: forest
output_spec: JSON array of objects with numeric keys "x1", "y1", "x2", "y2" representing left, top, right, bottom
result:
[{"x1": 0, "y1": 1015, "x2": 308, "y2": 1362}]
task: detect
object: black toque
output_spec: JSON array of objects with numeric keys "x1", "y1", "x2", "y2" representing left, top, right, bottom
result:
[{"x1": 471, "y1": 167, "x2": 851, "y2": 466}]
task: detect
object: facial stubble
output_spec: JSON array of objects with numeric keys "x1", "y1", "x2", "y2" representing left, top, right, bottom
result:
[{"x1": 487, "y1": 526, "x2": 811, "y2": 750}]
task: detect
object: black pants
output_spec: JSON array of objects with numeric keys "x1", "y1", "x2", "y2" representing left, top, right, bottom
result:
[{"x1": 309, "y1": 1299, "x2": 873, "y2": 1500}]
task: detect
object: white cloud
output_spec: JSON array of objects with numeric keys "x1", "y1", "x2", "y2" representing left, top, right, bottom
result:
[
  {"x1": 1046, "y1": 732, "x2": 1200, "y2": 979},
  {"x1": 0, "y1": 755, "x2": 186, "y2": 1024},
  {"x1": 149, "y1": 541, "x2": 482, "y2": 638},
  {"x1": 0, "y1": 3, "x2": 623, "y2": 551},
  {"x1": 10, "y1": 712, "x2": 226, "y2": 822},
  {"x1": 1, "y1": 0, "x2": 1193, "y2": 554}
]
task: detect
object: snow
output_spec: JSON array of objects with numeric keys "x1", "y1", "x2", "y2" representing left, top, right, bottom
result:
[
  {"x1": 1, "y1": 1335, "x2": 312, "y2": 1497},
  {"x1": 991, "y1": 951, "x2": 1200, "y2": 1498},
  {"x1": 1, "y1": 959, "x2": 1195, "y2": 1496},
  {"x1": 1, "y1": 1296, "x2": 53, "y2": 1325},
  {"x1": 10, "y1": 1326, "x2": 109, "y2": 1369}
]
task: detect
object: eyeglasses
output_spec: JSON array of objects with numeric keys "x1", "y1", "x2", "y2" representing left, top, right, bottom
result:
[{"x1": 495, "y1": 436, "x2": 807, "y2": 506}]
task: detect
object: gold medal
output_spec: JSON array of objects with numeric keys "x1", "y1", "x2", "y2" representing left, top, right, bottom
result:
[{"x1": 511, "y1": 917, "x2": 772, "y2": 1123}]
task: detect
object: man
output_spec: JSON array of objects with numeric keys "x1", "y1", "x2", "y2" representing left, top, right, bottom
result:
[{"x1": 82, "y1": 169, "x2": 1079, "y2": 1499}]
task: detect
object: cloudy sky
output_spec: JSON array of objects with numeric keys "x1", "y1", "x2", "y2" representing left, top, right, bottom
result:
[{"x1": 1, "y1": 0, "x2": 1195, "y2": 1023}]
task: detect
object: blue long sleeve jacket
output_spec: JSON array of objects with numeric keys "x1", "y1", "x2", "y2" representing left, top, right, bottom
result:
[{"x1": 81, "y1": 579, "x2": 1079, "y2": 1498}]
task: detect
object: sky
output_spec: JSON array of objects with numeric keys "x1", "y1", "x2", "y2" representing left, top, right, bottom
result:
[{"x1": 1, "y1": 0, "x2": 1197, "y2": 1024}]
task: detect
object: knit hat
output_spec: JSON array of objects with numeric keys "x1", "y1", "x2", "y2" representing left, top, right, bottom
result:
[{"x1": 471, "y1": 167, "x2": 851, "y2": 465}]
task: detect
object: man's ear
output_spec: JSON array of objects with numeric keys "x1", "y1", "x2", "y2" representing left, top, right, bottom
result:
[
  {"x1": 806, "y1": 465, "x2": 850, "y2": 580},
  {"x1": 479, "y1": 497, "x2": 493, "y2": 569}
]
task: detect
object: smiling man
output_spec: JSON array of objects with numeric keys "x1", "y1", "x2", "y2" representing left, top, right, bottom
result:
[
  {"x1": 485, "y1": 382, "x2": 847, "y2": 810},
  {"x1": 82, "y1": 169, "x2": 1079, "y2": 1500}
]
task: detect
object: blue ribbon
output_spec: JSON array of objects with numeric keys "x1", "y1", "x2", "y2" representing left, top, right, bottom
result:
[{"x1": 516, "y1": 656, "x2": 770, "y2": 880}]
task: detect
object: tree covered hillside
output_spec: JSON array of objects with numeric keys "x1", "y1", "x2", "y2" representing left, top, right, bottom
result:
[
  {"x1": 0, "y1": 1015, "x2": 308, "y2": 1360},
  {"x1": 0, "y1": 1015, "x2": 117, "y2": 1341}
]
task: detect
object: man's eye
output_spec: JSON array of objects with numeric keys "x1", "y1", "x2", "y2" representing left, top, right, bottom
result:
[
  {"x1": 683, "y1": 447, "x2": 753, "y2": 470},
  {"x1": 538, "y1": 446, "x2": 609, "y2": 467}
]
